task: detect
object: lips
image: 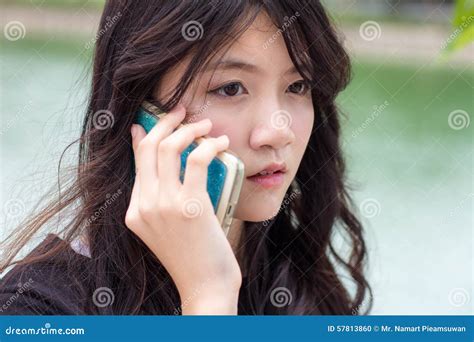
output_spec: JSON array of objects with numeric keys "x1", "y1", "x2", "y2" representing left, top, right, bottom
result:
[
  {"x1": 246, "y1": 162, "x2": 287, "y2": 189},
  {"x1": 247, "y1": 162, "x2": 288, "y2": 178}
]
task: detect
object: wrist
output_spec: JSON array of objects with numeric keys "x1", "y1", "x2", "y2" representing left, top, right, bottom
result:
[
  {"x1": 179, "y1": 283, "x2": 241, "y2": 315},
  {"x1": 181, "y1": 294, "x2": 239, "y2": 315}
]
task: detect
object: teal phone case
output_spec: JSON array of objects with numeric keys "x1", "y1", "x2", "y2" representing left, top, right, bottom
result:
[{"x1": 132, "y1": 106, "x2": 226, "y2": 212}]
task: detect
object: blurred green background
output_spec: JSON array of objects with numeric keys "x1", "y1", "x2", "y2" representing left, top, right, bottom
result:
[{"x1": 1, "y1": 0, "x2": 472, "y2": 314}]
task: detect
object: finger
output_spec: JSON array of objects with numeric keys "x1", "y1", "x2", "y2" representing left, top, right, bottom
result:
[
  {"x1": 131, "y1": 123, "x2": 147, "y2": 183},
  {"x1": 125, "y1": 171, "x2": 141, "y2": 229},
  {"x1": 133, "y1": 104, "x2": 186, "y2": 196},
  {"x1": 183, "y1": 135, "x2": 230, "y2": 193},
  {"x1": 158, "y1": 119, "x2": 212, "y2": 193},
  {"x1": 131, "y1": 124, "x2": 147, "y2": 162}
]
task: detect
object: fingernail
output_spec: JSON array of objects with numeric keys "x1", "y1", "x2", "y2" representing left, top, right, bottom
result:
[
  {"x1": 131, "y1": 124, "x2": 138, "y2": 138},
  {"x1": 221, "y1": 135, "x2": 229, "y2": 144}
]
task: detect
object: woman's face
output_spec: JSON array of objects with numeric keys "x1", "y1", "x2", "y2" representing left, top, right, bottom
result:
[{"x1": 155, "y1": 12, "x2": 314, "y2": 222}]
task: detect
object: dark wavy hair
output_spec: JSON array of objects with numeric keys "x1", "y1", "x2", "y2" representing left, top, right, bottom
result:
[{"x1": 1, "y1": 0, "x2": 372, "y2": 315}]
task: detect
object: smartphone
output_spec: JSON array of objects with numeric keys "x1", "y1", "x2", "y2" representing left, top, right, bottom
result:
[{"x1": 132, "y1": 100, "x2": 245, "y2": 235}]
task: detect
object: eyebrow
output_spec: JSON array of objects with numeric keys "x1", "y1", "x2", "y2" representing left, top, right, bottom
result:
[{"x1": 205, "y1": 58, "x2": 299, "y2": 76}]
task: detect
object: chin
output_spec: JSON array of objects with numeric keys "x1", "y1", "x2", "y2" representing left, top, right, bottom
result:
[{"x1": 233, "y1": 193, "x2": 284, "y2": 223}]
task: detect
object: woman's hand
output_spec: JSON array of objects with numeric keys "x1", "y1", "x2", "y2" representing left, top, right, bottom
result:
[{"x1": 125, "y1": 104, "x2": 242, "y2": 314}]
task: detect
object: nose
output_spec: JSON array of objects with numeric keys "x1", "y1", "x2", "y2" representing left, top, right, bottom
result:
[{"x1": 249, "y1": 106, "x2": 295, "y2": 151}]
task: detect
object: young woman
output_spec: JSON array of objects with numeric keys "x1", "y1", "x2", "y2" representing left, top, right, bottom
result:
[{"x1": 0, "y1": 0, "x2": 372, "y2": 315}]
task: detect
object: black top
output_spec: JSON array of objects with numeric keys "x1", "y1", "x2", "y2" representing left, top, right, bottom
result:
[
  {"x1": 0, "y1": 234, "x2": 93, "y2": 315},
  {"x1": 0, "y1": 234, "x2": 254, "y2": 315}
]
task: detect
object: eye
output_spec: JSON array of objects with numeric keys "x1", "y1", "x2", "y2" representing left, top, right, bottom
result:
[
  {"x1": 209, "y1": 82, "x2": 247, "y2": 97},
  {"x1": 287, "y1": 80, "x2": 310, "y2": 96}
]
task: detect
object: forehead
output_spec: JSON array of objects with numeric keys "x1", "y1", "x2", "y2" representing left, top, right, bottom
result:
[
  {"x1": 155, "y1": 12, "x2": 298, "y2": 100},
  {"x1": 217, "y1": 12, "x2": 294, "y2": 72}
]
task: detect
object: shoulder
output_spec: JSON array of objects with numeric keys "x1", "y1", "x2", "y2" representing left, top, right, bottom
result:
[{"x1": 0, "y1": 234, "x2": 93, "y2": 315}]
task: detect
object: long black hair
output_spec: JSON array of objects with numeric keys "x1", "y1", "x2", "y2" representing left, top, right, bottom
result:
[{"x1": 1, "y1": 0, "x2": 372, "y2": 315}]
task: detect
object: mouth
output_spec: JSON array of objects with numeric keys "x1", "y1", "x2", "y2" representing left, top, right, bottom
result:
[{"x1": 246, "y1": 162, "x2": 287, "y2": 189}]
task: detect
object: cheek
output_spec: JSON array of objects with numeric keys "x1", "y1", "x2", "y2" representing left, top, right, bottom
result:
[
  {"x1": 182, "y1": 102, "x2": 247, "y2": 154},
  {"x1": 205, "y1": 116, "x2": 243, "y2": 151},
  {"x1": 293, "y1": 111, "x2": 314, "y2": 147},
  {"x1": 288, "y1": 111, "x2": 313, "y2": 178}
]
